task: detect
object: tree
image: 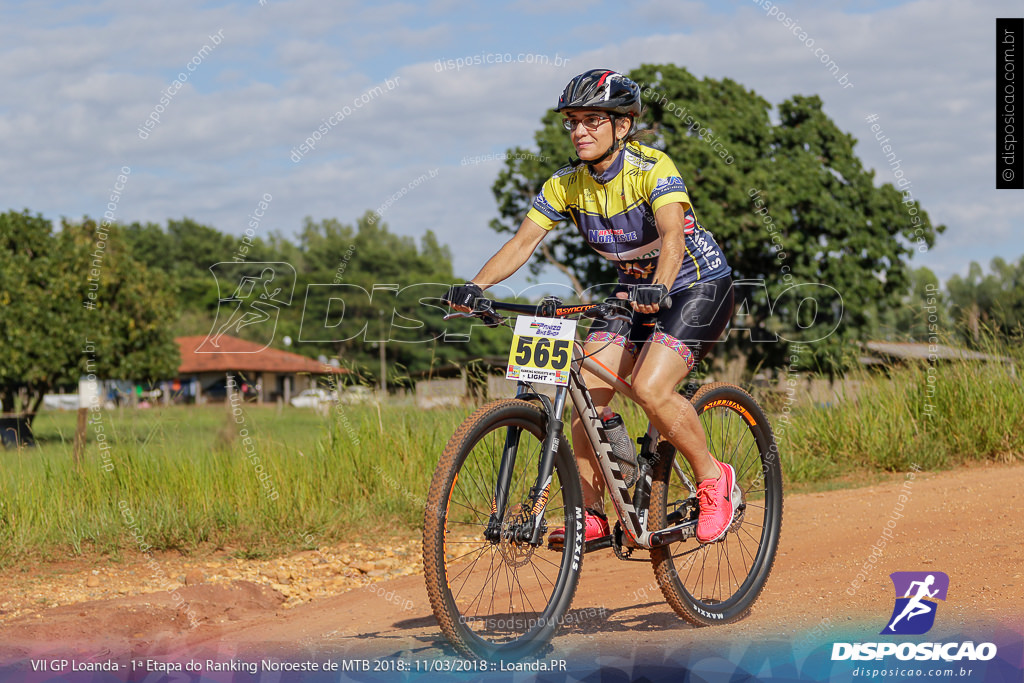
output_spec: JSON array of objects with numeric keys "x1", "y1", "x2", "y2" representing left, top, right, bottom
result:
[
  {"x1": 293, "y1": 212, "x2": 507, "y2": 385},
  {"x1": 947, "y1": 256, "x2": 1024, "y2": 344},
  {"x1": 489, "y1": 64, "x2": 945, "y2": 374},
  {"x1": 867, "y1": 266, "x2": 953, "y2": 341},
  {"x1": 123, "y1": 217, "x2": 291, "y2": 339},
  {"x1": 0, "y1": 210, "x2": 180, "y2": 424},
  {"x1": 118, "y1": 213, "x2": 503, "y2": 382}
]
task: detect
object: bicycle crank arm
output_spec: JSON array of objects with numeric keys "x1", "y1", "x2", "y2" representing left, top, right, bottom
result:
[
  {"x1": 647, "y1": 518, "x2": 698, "y2": 547},
  {"x1": 548, "y1": 533, "x2": 614, "y2": 554}
]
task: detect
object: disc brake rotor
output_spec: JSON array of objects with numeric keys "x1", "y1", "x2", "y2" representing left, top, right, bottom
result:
[{"x1": 498, "y1": 503, "x2": 535, "y2": 568}]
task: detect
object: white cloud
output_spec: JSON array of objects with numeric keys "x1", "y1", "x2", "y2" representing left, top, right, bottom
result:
[{"x1": 0, "y1": 0, "x2": 1020, "y2": 299}]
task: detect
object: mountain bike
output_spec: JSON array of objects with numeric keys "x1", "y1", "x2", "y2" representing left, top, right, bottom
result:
[{"x1": 422, "y1": 295, "x2": 783, "y2": 660}]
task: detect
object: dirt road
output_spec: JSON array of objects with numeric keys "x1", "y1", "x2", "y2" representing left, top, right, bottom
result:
[{"x1": 2, "y1": 460, "x2": 1022, "y2": 666}]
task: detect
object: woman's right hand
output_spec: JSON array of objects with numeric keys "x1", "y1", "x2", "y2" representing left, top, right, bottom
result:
[{"x1": 444, "y1": 282, "x2": 484, "y2": 313}]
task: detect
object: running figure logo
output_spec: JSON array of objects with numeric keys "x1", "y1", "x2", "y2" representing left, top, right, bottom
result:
[
  {"x1": 881, "y1": 571, "x2": 949, "y2": 635},
  {"x1": 198, "y1": 263, "x2": 296, "y2": 353}
]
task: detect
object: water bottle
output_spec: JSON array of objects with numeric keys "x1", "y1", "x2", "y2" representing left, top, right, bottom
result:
[{"x1": 601, "y1": 409, "x2": 638, "y2": 487}]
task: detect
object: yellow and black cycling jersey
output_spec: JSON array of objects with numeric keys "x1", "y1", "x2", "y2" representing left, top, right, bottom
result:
[{"x1": 526, "y1": 142, "x2": 730, "y2": 292}]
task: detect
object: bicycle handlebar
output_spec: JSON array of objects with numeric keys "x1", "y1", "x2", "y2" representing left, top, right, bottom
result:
[{"x1": 444, "y1": 294, "x2": 673, "y2": 327}]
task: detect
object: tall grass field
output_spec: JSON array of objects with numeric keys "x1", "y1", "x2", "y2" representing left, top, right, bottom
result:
[{"x1": 1, "y1": 352, "x2": 1020, "y2": 567}]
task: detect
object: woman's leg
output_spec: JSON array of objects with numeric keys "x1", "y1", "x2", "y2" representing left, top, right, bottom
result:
[
  {"x1": 630, "y1": 342, "x2": 719, "y2": 482},
  {"x1": 630, "y1": 277, "x2": 736, "y2": 541}
]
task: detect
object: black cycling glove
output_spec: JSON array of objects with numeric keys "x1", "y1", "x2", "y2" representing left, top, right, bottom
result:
[
  {"x1": 630, "y1": 284, "x2": 668, "y2": 307},
  {"x1": 444, "y1": 282, "x2": 484, "y2": 309}
]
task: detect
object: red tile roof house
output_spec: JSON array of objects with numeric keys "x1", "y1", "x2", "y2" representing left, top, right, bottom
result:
[{"x1": 175, "y1": 335, "x2": 346, "y2": 405}]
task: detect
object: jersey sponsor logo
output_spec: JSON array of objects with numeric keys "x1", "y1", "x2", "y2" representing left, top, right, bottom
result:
[
  {"x1": 588, "y1": 228, "x2": 638, "y2": 243},
  {"x1": 624, "y1": 147, "x2": 656, "y2": 170},
  {"x1": 690, "y1": 228, "x2": 722, "y2": 267},
  {"x1": 532, "y1": 190, "x2": 564, "y2": 221},
  {"x1": 553, "y1": 164, "x2": 577, "y2": 178},
  {"x1": 683, "y1": 211, "x2": 696, "y2": 234},
  {"x1": 619, "y1": 261, "x2": 655, "y2": 279},
  {"x1": 652, "y1": 176, "x2": 688, "y2": 201}
]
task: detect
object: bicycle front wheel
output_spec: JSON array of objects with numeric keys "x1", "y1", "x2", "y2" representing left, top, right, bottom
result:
[
  {"x1": 650, "y1": 382, "x2": 783, "y2": 625},
  {"x1": 423, "y1": 399, "x2": 584, "y2": 659}
]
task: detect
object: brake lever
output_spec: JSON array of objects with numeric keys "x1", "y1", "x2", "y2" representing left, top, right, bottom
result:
[
  {"x1": 602, "y1": 297, "x2": 634, "y2": 321},
  {"x1": 480, "y1": 312, "x2": 505, "y2": 328},
  {"x1": 475, "y1": 300, "x2": 506, "y2": 327},
  {"x1": 442, "y1": 303, "x2": 506, "y2": 327}
]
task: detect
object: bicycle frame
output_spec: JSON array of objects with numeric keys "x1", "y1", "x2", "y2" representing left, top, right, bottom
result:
[{"x1": 492, "y1": 340, "x2": 699, "y2": 551}]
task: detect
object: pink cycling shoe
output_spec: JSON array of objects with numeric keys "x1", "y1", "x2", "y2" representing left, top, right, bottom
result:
[
  {"x1": 548, "y1": 508, "x2": 609, "y2": 546},
  {"x1": 695, "y1": 458, "x2": 737, "y2": 544}
]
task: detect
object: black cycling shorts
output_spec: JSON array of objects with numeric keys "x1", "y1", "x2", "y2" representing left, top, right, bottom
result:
[{"x1": 585, "y1": 276, "x2": 734, "y2": 370}]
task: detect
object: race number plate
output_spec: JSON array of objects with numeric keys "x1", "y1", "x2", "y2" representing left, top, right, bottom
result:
[{"x1": 506, "y1": 316, "x2": 577, "y2": 386}]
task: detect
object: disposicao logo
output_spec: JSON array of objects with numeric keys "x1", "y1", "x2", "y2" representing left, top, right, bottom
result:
[
  {"x1": 882, "y1": 571, "x2": 948, "y2": 635},
  {"x1": 831, "y1": 571, "x2": 997, "y2": 663}
]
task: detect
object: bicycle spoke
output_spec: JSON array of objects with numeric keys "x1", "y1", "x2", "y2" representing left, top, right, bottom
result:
[
  {"x1": 734, "y1": 439, "x2": 760, "y2": 483},
  {"x1": 452, "y1": 545, "x2": 497, "y2": 606},
  {"x1": 445, "y1": 520, "x2": 489, "y2": 529},
  {"x1": 449, "y1": 544, "x2": 494, "y2": 598},
  {"x1": 733, "y1": 529, "x2": 757, "y2": 568},
  {"x1": 447, "y1": 543, "x2": 494, "y2": 565},
  {"x1": 448, "y1": 497, "x2": 489, "y2": 519},
  {"x1": 736, "y1": 522, "x2": 763, "y2": 546},
  {"x1": 528, "y1": 558, "x2": 556, "y2": 592},
  {"x1": 462, "y1": 436, "x2": 499, "y2": 508},
  {"x1": 530, "y1": 551, "x2": 563, "y2": 571},
  {"x1": 509, "y1": 563, "x2": 539, "y2": 616},
  {"x1": 723, "y1": 534, "x2": 744, "y2": 596}
]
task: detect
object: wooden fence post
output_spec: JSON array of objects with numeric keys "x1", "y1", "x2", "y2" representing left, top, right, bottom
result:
[{"x1": 73, "y1": 407, "x2": 87, "y2": 464}]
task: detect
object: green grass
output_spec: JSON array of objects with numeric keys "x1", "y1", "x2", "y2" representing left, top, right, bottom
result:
[
  {"x1": 0, "y1": 402, "x2": 465, "y2": 567},
  {"x1": 767, "y1": 349, "x2": 1024, "y2": 484},
  {"x1": 1, "y1": 343, "x2": 1021, "y2": 568}
]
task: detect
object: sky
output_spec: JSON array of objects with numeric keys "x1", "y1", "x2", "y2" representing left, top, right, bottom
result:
[{"x1": 1, "y1": 0, "x2": 1020, "y2": 296}]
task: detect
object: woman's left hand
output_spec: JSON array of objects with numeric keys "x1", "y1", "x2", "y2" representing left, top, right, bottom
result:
[{"x1": 630, "y1": 284, "x2": 668, "y2": 315}]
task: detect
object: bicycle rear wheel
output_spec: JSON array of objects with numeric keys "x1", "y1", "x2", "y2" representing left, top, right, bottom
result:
[
  {"x1": 650, "y1": 382, "x2": 783, "y2": 625},
  {"x1": 423, "y1": 399, "x2": 584, "y2": 659}
]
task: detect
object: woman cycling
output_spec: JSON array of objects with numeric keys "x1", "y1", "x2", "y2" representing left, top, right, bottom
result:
[{"x1": 445, "y1": 68, "x2": 736, "y2": 545}]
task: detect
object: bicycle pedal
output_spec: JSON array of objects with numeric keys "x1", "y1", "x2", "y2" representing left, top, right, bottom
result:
[{"x1": 732, "y1": 480, "x2": 744, "y2": 506}]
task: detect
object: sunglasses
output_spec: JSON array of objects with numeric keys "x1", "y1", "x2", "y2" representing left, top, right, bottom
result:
[{"x1": 562, "y1": 114, "x2": 611, "y2": 132}]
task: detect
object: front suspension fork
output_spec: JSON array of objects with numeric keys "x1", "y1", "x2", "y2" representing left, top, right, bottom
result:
[{"x1": 484, "y1": 384, "x2": 567, "y2": 544}]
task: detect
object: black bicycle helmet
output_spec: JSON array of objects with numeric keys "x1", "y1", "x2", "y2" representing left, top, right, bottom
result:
[
  {"x1": 556, "y1": 69, "x2": 642, "y2": 117},
  {"x1": 557, "y1": 69, "x2": 641, "y2": 167}
]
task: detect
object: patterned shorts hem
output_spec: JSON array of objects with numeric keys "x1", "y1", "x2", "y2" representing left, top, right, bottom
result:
[
  {"x1": 585, "y1": 331, "x2": 638, "y2": 358},
  {"x1": 651, "y1": 331, "x2": 695, "y2": 370}
]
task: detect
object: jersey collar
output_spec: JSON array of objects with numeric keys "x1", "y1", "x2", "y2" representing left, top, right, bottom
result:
[{"x1": 587, "y1": 146, "x2": 626, "y2": 185}]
